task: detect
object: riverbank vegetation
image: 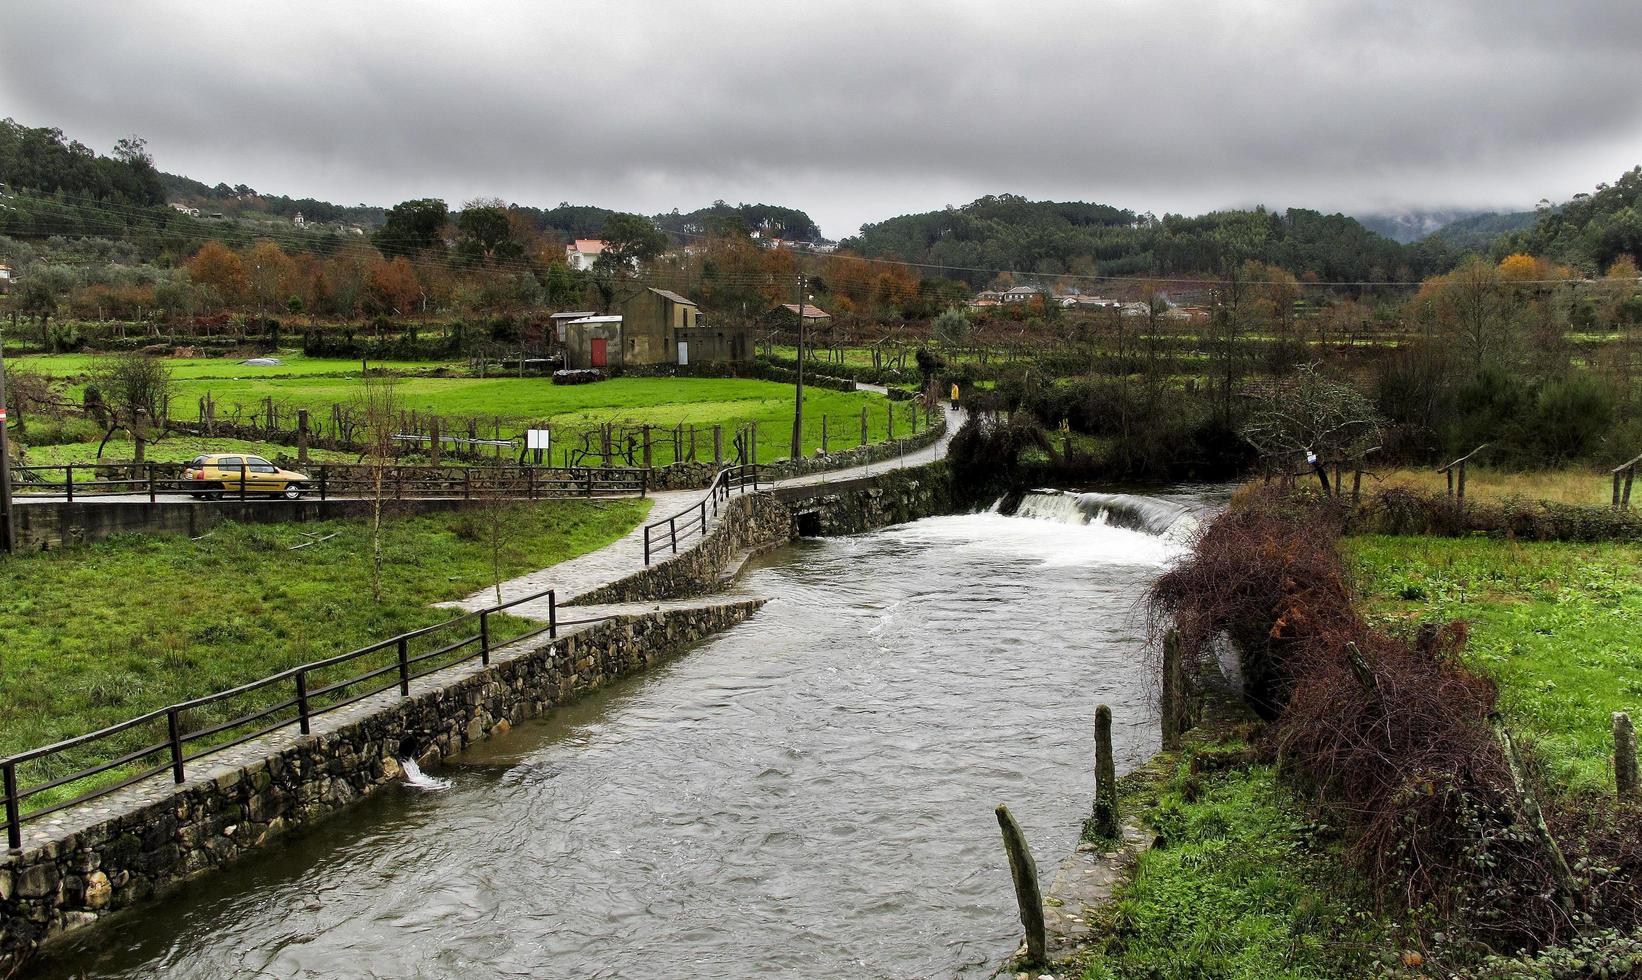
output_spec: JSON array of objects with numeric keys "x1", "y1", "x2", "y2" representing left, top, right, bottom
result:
[
  {"x1": 1076, "y1": 745, "x2": 1398, "y2": 979},
  {"x1": 1135, "y1": 490, "x2": 1642, "y2": 975},
  {"x1": 0, "y1": 498, "x2": 648, "y2": 760}
]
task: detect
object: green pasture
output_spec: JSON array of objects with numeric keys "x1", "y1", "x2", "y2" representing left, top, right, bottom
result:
[{"x1": 1349, "y1": 535, "x2": 1642, "y2": 795}]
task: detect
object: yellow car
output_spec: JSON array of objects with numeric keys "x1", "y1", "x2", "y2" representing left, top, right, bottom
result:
[{"x1": 183, "y1": 453, "x2": 311, "y2": 499}]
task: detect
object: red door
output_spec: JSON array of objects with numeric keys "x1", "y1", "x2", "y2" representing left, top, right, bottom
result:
[{"x1": 591, "y1": 338, "x2": 607, "y2": 368}]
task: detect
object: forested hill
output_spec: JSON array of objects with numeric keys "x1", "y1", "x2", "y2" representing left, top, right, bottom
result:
[
  {"x1": 1501, "y1": 166, "x2": 1642, "y2": 274},
  {"x1": 840, "y1": 193, "x2": 1455, "y2": 285},
  {"x1": 511, "y1": 200, "x2": 823, "y2": 245},
  {"x1": 1423, "y1": 210, "x2": 1537, "y2": 253}
]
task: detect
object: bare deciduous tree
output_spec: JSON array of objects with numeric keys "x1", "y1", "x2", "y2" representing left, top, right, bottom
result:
[{"x1": 1240, "y1": 363, "x2": 1383, "y2": 494}]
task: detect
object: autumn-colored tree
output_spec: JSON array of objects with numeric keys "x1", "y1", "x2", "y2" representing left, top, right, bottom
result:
[
  {"x1": 365, "y1": 256, "x2": 422, "y2": 316},
  {"x1": 1411, "y1": 256, "x2": 1521, "y2": 373},
  {"x1": 245, "y1": 240, "x2": 297, "y2": 318},
  {"x1": 188, "y1": 241, "x2": 247, "y2": 308}
]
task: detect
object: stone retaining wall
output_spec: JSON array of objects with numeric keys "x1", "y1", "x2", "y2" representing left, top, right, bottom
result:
[
  {"x1": 0, "y1": 600, "x2": 762, "y2": 970},
  {"x1": 572, "y1": 492, "x2": 796, "y2": 605},
  {"x1": 771, "y1": 461, "x2": 957, "y2": 537}
]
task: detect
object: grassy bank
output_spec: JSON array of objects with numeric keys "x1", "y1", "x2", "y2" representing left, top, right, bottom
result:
[
  {"x1": 1073, "y1": 739, "x2": 1396, "y2": 979},
  {"x1": 1348, "y1": 535, "x2": 1642, "y2": 794},
  {"x1": 0, "y1": 497, "x2": 649, "y2": 761}
]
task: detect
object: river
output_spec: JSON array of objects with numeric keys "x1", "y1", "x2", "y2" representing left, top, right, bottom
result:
[{"x1": 34, "y1": 489, "x2": 1209, "y2": 979}]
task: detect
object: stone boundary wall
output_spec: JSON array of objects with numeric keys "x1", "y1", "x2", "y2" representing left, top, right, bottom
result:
[
  {"x1": 11, "y1": 496, "x2": 495, "y2": 551},
  {"x1": 572, "y1": 492, "x2": 796, "y2": 605},
  {"x1": 0, "y1": 600, "x2": 763, "y2": 969},
  {"x1": 770, "y1": 461, "x2": 957, "y2": 538}
]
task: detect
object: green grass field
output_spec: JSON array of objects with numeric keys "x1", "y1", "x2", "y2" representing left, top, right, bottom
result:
[
  {"x1": 15, "y1": 435, "x2": 356, "y2": 472},
  {"x1": 1078, "y1": 755, "x2": 1389, "y2": 979},
  {"x1": 15, "y1": 354, "x2": 919, "y2": 466},
  {"x1": 0, "y1": 499, "x2": 648, "y2": 791},
  {"x1": 1348, "y1": 535, "x2": 1642, "y2": 794}
]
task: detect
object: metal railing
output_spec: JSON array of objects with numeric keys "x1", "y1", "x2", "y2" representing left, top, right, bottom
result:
[
  {"x1": 8, "y1": 463, "x2": 649, "y2": 503},
  {"x1": 2, "y1": 587, "x2": 572, "y2": 851},
  {"x1": 642, "y1": 464, "x2": 760, "y2": 565}
]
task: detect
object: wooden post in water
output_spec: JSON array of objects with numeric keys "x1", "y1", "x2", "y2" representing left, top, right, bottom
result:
[
  {"x1": 1616, "y1": 711, "x2": 1639, "y2": 800},
  {"x1": 1093, "y1": 705, "x2": 1119, "y2": 839},
  {"x1": 994, "y1": 804, "x2": 1046, "y2": 965}
]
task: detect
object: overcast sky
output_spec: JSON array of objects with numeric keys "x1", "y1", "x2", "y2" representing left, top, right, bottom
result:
[{"x1": 3, "y1": 0, "x2": 1639, "y2": 239}]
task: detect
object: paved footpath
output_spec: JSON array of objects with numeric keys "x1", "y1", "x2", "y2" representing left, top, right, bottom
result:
[{"x1": 445, "y1": 393, "x2": 963, "y2": 619}]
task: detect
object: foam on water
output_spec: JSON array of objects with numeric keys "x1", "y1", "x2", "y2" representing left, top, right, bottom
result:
[{"x1": 400, "y1": 757, "x2": 451, "y2": 791}]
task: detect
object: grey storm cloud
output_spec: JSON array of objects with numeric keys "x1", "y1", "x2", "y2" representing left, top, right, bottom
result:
[{"x1": 2, "y1": 0, "x2": 1640, "y2": 238}]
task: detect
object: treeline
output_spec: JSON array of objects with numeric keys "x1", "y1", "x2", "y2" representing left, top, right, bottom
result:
[
  {"x1": 1502, "y1": 165, "x2": 1642, "y2": 274},
  {"x1": 842, "y1": 193, "x2": 1456, "y2": 285},
  {"x1": 507, "y1": 200, "x2": 824, "y2": 247},
  {"x1": 0, "y1": 118, "x2": 165, "y2": 208}
]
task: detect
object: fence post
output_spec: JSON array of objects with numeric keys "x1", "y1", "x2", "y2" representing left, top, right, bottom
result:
[
  {"x1": 548, "y1": 590, "x2": 557, "y2": 639},
  {"x1": 670, "y1": 516, "x2": 678, "y2": 553},
  {"x1": 1093, "y1": 704, "x2": 1119, "y2": 838},
  {"x1": 3, "y1": 761, "x2": 20, "y2": 851},
  {"x1": 297, "y1": 409, "x2": 310, "y2": 467},
  {"x1": 480, "y1": 610, "x2": 491, "y2": 666},
  {"x1": 643, "y1": 425, "x2": 652, "y2": 469},
  {"x1": 319, "y1": 466, "x2": 328, "y2": 501},
  {"x1": 644, "y1": 525, "x2": 652, "y2": 566},
  {"x1": 749, "y1": 420, "x2": 758, "y2": 465},
  {"x1": 1627, "y1": 467, "x2": 1636, "y2": 510},
  {"x1": 1161, "y1": 632, "x2": 1182, "y2": 751},
  {"x1": 397, "y1": 637, "x2": 410, "y2": 696},
  {"x1": 689, "y1": 424, "x2": 697, "y2": 462},
  {"x1": 861, "y1": 407, "x2": 868, "y2": 446},
  {"x1": 995, "y1": 804, "x2": 1046, "y2": 965},
  {"x1": 239, "y1": 461, "x2": 248, "y2": 503},
  {"x1": 1458, "y1": 460, "x2": 1468, "y2": 502},
  {"x1": 527, "y1": 466, "x2": 536, "y2": 501},
  {"x1": 821, "y1": 415, "x2": 828, "y2": 454},
  {"x1": 1491, "y1": 713, "x2": 1578, "y2": 905},
  {"x1": 296, "y1": 670, "x2": 311, "y2": 735},
  {"x1": 1615, "y1": 471, "x2": 1624, "y2": 510},
  {"x1": 147, "y1": 462, "x2": 157, "y2": 505},
  {"x1": 65, "y1": 463, "x2": 73, "y2": 503},
  {"x1": 714, "y1": 425, "x2": 724, "y2": 464},
  {"x1": 166, "y1": 708, "x2": 185, "y2": 784},
  {"x1": 463, "y1": 468, "x2": 471, "y2": 500},
  {"x1": 1616, "y1": 711, "x2": 1638, "y2": 800},
  {"x1": 429, "y1": 416, "x2": 442, "y2": 467}
]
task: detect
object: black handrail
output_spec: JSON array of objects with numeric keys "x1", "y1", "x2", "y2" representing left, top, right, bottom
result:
[
  {"x1": 642, "y1": 464, "x2": 759, "y2": 565},
  {"x1": 1, "y1": 586, "x2": 576, "y2": 851}
]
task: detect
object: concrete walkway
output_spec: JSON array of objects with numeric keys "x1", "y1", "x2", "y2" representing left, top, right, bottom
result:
[{"x1": 445, "y1": 395, "x2": 964, "y2": 619}]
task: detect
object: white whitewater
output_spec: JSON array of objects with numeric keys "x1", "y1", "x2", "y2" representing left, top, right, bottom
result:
[
  {"x1": 1012, "y1": 489, "x2": 1201, "y2": 544},
  {"x1": 400, "y1": 757, "x2": 451, "y2": 791}
]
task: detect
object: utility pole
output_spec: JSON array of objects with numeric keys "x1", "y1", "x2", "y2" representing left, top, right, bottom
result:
[
  {"x1": 0, "y1": 323, "x2": 14, "y2": 554},
  {"x1": 790, "y1": 270, "x2": 806, "y2": 459}
]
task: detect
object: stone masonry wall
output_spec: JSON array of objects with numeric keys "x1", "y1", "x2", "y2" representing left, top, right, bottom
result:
[
  {"x1": 0, "y1": 600, "x2": 762, "y2": 970},
  {"x1": 571, "y1": 491, "x2": 795, "y2": 605},
  {"x1": 771, "y1": 461, "x2": 957, "y2": 537}
]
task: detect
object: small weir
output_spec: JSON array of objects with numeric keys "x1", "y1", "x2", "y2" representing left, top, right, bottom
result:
[{"x1": 33, "y1": 489, "x2": 1213, "y2": 979}]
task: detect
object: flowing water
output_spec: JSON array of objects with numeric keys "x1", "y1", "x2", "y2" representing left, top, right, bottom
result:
[{"x1": 34, "y1": 490, "x2": 1212, "y2": 980}]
